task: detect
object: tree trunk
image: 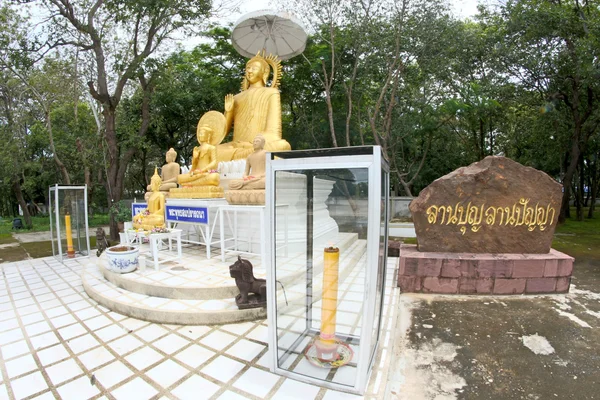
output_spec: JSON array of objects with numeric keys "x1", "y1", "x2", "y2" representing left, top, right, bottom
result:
[
  {"x1": 103, "y1": 75, "x2": 154, "y2": 240},
  {"x1": 76, "y1": 138, "x2": 93, "y2": 208},
  {"x1": 558, "y1": 129, "x2": 581, "y2": 223},
  {"x1": 46, "y1": 112, "x2": 71, "y2": 184},
  {"x1": 576, "y1": 156, "x2": 584, "y2": 220},
  {"x1": 479, "y1": 117, "x2": 485, "y2": 160},
  {"x1": 103, "y1": 107, "x2": 122, "y2": 240},
  {"x1": 588, "y1": 152, "x2": 598, "y2": 219},
  {"x1": 11, "y1": 175, "x2": 32, "y2": 228},
  {"x1": 397, "y1": 175, "x2": 413, "y2": 197}
]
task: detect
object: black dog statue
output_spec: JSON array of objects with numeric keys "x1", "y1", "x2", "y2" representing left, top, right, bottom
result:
[
  {"x1": 229, "y1": 256, "x2": 267, "y2": 309},
  {"x1": 96, "y1": 228, "x2": 109, "y2": 257}
]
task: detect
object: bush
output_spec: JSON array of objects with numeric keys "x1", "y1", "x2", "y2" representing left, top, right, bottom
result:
[{"x1": 109, "y1": 201, "x2": 131, "y2": 222}]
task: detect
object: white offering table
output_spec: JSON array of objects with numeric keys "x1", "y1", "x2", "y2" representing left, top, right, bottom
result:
[
  {"x1": 122, "y1": 229, "x2": 146, "y2": 246},
  {"x1": 147, "y1": 229, "x2": 183, "y2": 270}
]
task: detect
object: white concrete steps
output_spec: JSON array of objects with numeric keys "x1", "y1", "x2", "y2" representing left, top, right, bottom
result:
[
  {"x1": 82, "y1": 232, "x2": 364, "y2": 326},
  {"x1": 97, "y1": 256, "x2": 238, "y2": 300},
  {"x1": 82, "y1": 267, "x2": 266, "y2": 325}
]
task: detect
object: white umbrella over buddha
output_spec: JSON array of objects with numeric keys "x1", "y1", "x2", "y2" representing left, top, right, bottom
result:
[{"x1": 231, "y1": 10, "x2": 307, "y2": 60}]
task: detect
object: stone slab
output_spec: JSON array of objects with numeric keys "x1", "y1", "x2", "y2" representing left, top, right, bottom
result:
[{"x1": 397, "y1": 244, "x2": 573, "y2": 295}]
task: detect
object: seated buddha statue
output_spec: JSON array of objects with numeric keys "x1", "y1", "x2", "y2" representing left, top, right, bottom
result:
[
  {"x1": 145, "y1": 148, "x2": 180, "y2": 201},
  {"x1": 133, "y1": 169, "x2": 166, "y2": 230},
  {"x1": 213, "y1": 52, "x2": 291, "y2": 162},
  {"x1": 169, "y1": 111, "x2": 224, "y2": 199},
  {"x1": 226, "y1": 135, "x2": 267, "y2": 205}
]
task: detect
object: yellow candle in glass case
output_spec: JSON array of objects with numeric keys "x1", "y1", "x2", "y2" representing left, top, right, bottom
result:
[
  {"x1": 65, "y1": 214, "x2": 75, "y2": 258},
  {"x1": 320, "y1": 246, "x2": 339, "y2": 343}
]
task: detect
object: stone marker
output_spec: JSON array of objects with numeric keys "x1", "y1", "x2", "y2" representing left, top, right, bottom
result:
[{"x1": 410, "y1": 156, "x2": 562, "y2": 254}]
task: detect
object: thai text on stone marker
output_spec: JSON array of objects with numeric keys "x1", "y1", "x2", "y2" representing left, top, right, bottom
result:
[{"x1": 425, "y1": 198, "x2": 556, "y2": 234}]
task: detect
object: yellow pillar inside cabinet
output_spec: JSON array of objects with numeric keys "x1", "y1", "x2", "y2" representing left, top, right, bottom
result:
[
  {"x1": 65, "y1": 213, "x2": 75, "y2": 258},
  {"x1": 319, "y1": 246, "x2": 339, "y2": 345}
]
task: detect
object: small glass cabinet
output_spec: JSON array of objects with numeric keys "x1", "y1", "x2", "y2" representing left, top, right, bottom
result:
[
  {"x1": 265, "y1": 146, "x2": 389, "y2": 395},
  {"x1": 49, "y1": 185, "x2": 91, "y2": 261}
]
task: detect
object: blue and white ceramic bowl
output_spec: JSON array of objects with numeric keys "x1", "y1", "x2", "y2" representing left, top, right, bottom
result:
[{"x1": 105, "y1": 245, "x2": 139, "y2": 273}]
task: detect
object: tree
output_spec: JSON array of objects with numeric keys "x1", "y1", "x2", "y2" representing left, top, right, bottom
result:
[
  {"x1": 280, "y1": 0, "x2": 461, "y2": 196},
  {"x1": 36, "y1": 0, "x2": 213, "y2": 238},
  {"x1": 491, "y1": 0, "x2": 600, "y2": 221}
]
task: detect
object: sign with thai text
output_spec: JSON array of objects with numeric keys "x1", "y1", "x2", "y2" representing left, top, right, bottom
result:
[
  {"x1": 131, "y1": 203, "x2": 147, "y2": 218},
  {"x1": 425, "y1": 198, "x2": 556, "y2": 235},
  {"x1": 165, "y1": 205, "x2": 208, "y2": 224}
]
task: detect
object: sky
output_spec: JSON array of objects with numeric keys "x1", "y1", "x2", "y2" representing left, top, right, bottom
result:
[
  {"x1": 231, "y1": 0, "x2": 483, "y2": 21},
  {"x1": 180, "y1": 0, "x2": 485, "y2": 50}
]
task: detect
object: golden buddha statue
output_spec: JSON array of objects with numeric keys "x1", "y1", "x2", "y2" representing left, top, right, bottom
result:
[
  {"x1": 226, "y1": 135, "x2": 267, "y2": 205},
  {"x1": 145, "y1": 148, "x2": 180, "y2": 201},
  {"x1": 214, "y1": 52, "x2": 291, "y2": 162},
  {"x1": 133, "y1": 169, "x2": 166, "y2": 230},
  {"x1": 169, "y1": 111, "x2": 224, "y2": 199}
]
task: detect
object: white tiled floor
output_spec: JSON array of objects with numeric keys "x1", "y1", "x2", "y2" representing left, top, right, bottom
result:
[{"x1": 0, "y1": 252, "x2": 400, "y2": 400}]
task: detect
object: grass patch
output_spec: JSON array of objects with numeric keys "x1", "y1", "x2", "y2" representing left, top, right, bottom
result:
[
  {"x1": 0, "y1": 214, "x2": 110, "y2": 235},
  {"x1": 21, "y1": 241, "x2": 54, "y2": 259},
  {"x1": 552, "y1": 207, "x2": 600, "y2": 260},
  {"x1": 0, "y1": 233, "x2": 17, "y2": 244}
]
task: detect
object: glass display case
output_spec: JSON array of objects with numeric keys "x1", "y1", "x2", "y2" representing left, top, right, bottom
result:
[
  {"x1": 265, "y1": 146, "x2": 389, "y2": 395},
  {"x1": 49, "y1": 185, "x2": 91, "y2": 261}
]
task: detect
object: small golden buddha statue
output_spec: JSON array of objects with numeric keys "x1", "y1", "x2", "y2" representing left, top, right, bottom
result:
[
  {"x1": 169, "y1": 111, "x2": 224, "y2": 199},
  {"x1": 226, "y1": 135, "x2": 267, "y2": 205},
  {"x1": 133, "y1": 169, "x2": 166, "y2": 230},
  {"x1": 212, "y1": 52, "x2": 291, "y2": 162},
  {"x1": 145, "y1": 148, "x2": 180, "y2": 201}
]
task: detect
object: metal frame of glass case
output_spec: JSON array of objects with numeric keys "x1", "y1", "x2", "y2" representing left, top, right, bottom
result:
[
  {"x1": 49, "y1": 185, "x2": 91, "y2": 261},
  {"x1": 265, "y1": 146, "x2": 389, "y2": 395}
]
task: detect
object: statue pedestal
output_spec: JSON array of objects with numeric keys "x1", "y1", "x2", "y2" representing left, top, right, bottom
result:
[
  {"x1": 226, "y1": 190, "x2": 265, "y2": 205},
  {"x1": 218, "y1": 172, "x2": 338, "y2": 254},
  {"x1": 165, "y1": 166, "x2": 339, "y2": 256},
  {"x1": 169, "y1": 186, "x2": 224, "y2": 199}
]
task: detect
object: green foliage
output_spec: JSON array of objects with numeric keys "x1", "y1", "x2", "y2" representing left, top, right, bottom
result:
[
  {"x1": 0, "y1": 214, "x2": 109, "y2": 234},
  {"x1": 1, "y1": 0, "x2": 599, "y2": 224},
  {"x1": 124, "y1": 26, "x2": 246, "y2": 193},
  {"x1": 109, "y1": 201, "x2": 131, "y2": 223}
]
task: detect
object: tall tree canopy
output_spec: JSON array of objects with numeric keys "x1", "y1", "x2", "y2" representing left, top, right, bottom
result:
[{"x1": 2, "y1": 0, "x2": 599, "y2": 226}]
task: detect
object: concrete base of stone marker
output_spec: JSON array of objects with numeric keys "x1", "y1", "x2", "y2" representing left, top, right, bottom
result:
[{"x1": 398, "y1": 244, "x2": 574, "y2": 295}]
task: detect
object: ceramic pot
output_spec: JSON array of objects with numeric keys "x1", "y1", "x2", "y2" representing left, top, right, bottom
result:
[{"x1": 105, "y1": 245, "x2": 139, "y2": 273}]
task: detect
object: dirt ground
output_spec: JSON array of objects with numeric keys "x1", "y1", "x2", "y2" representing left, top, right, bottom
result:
[{"x1": 387, "y1": 256, "x2": 600, "y2": 399}]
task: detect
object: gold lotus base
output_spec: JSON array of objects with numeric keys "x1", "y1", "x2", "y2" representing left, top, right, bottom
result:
[
  {"x1": 304, "y1": 337, "x2": 354, "y2": 368},
  {"x1": 225, "y1": 190, "x2": 265, "y2": 205},
  {"x1": 169, "y1": 186, "x2": 224, "y2": 199}
]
